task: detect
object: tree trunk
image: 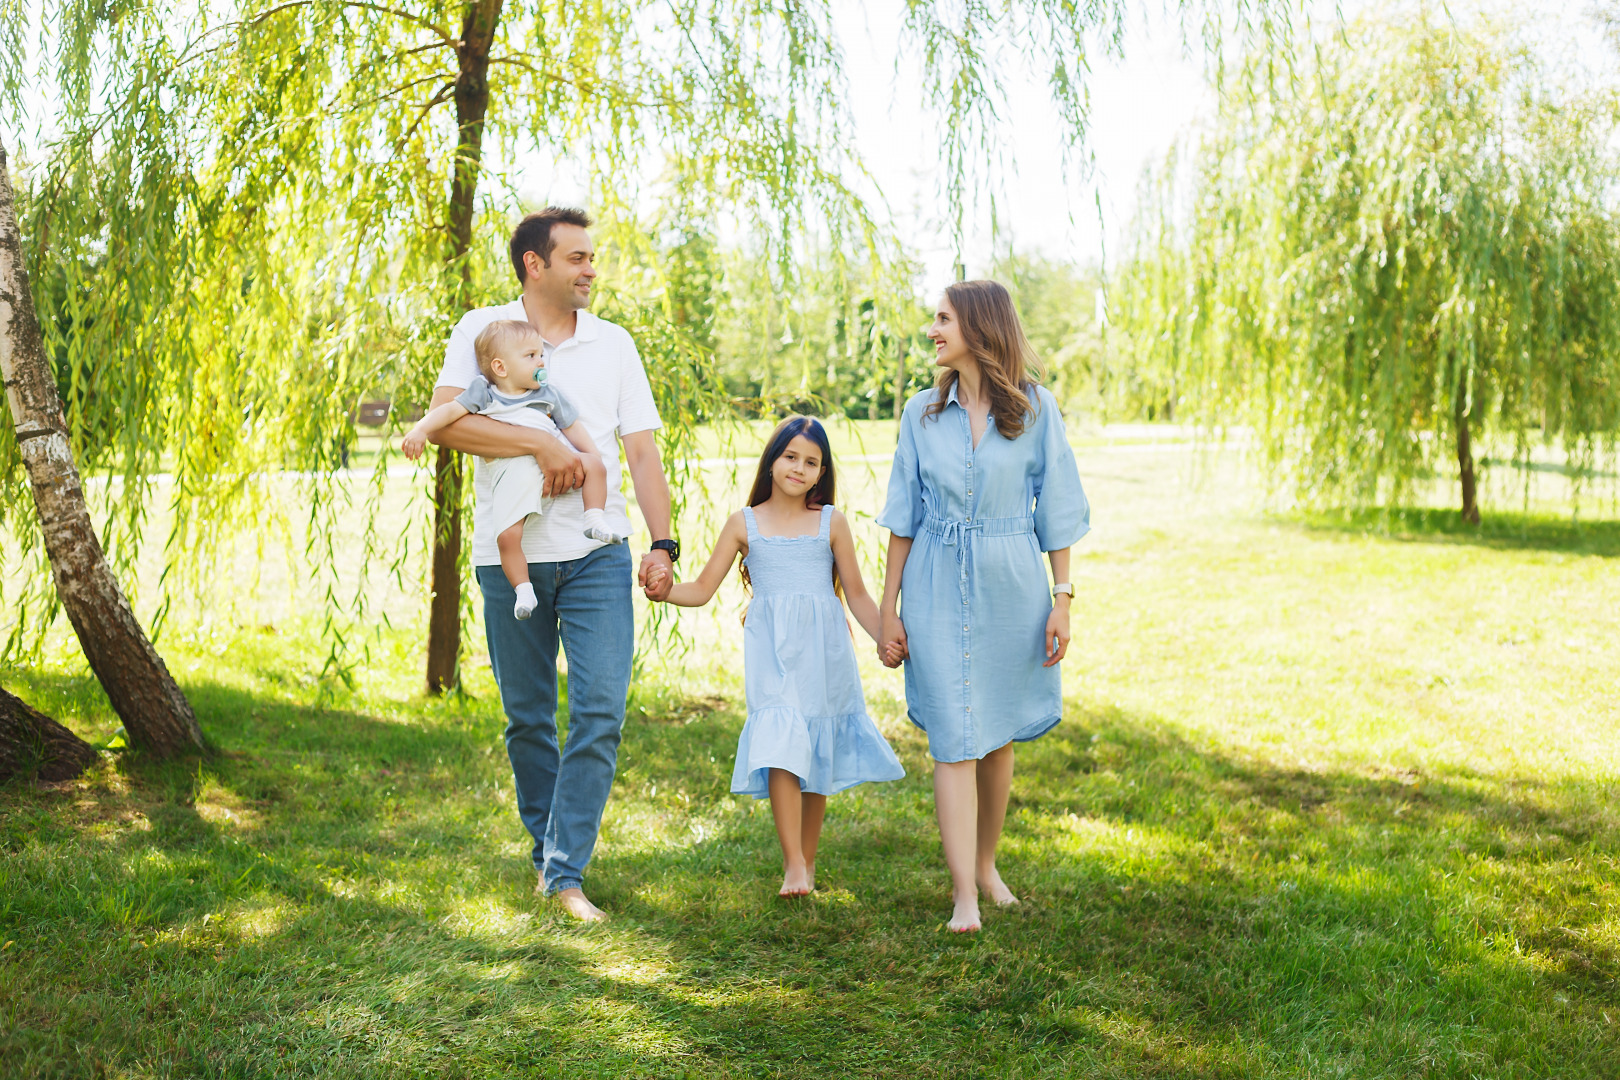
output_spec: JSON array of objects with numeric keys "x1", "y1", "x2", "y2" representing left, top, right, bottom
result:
[
  {"x1": 426, "y1": 0, "x2": 505, "y2": 694},
  {"x1": 0, "y1": 139, "x2": 205, "y2": 757},
  {"x1": 0, "y1": 685, "x2": 98, "y2": 783},
  {"x1": 1455, "y1": 394, "x2": 1481, "y2": 525}
]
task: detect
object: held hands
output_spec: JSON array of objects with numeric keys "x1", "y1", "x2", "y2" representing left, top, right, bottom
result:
[
  {"x1": 879, "y1": 612, "x2": 908, "y2": 668},
  {"x1": 640, "y1": 551, "x2": 673, "y2": 601},
  {"x1": 1042, "y1": 599, "x2": 1071, "y2": 668}
]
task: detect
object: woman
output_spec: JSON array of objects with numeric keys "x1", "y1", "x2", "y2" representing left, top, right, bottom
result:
[{"x1": 877, "y1": 279, "x2": 1090, "y2": 932}]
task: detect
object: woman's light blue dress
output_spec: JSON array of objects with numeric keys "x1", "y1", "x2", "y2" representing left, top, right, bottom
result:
[
  {"x1": 877, "y1": 384, "x2": 1090, "y2": 763},
  {"x1": 732, "y1": 504, "x2": 907, "y2": 798}
]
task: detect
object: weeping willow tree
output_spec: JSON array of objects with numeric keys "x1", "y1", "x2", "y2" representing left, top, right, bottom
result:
[
  {"x1": 1116, "y1": 13, "x2": 1620, "y2": 521},
  {"x1": 0, "y1": 0, "x2": 1298, "y2": 713}
]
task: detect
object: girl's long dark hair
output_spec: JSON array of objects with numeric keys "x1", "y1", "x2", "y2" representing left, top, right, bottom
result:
[
  {"x1": 747, "y1": 415, "x2": 836, "y2": 510},
  {"x1": 740, "y1": 416, "x2": 841, "y2": 611}
]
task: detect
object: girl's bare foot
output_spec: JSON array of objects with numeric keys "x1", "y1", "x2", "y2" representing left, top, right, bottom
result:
[
  {"x1": 555, "y1": 887, "x2": 607, "y2": 922},
  {"x1": 779, "y1": 861, "x2": 812, "y2": 897},
  {"x1": 948, "y1": 894, "x2": 981, "y2": 933},
  {"x1": 805, "y1": 862, "x2": 815, "y2": 892},
  {"x1": 977, "y1": 867, "x2": 1019, "y2": 907}
]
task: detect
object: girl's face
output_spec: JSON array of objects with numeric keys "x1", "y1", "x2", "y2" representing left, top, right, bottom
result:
[
  {"x1": 771, "y1": 434, "x2": 825, "y2": 502},
  {"x1": 927, "y1": 294, "x2": 972, "y2": 371}
]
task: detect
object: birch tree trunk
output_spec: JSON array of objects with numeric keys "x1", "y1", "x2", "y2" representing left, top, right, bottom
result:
[
  {"x1": 0, "y1": 685, "x2": 98, "y2": 783},
  {"x1": 426, "y1": 0, "x2": 505, "y2": 694},
  {"x1": 0, "y1": 139, "x2": 205, "y2": 757}
]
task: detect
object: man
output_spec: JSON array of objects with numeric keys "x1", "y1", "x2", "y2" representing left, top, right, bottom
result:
[{"x1": 428, "y1": 207, "x2": 677, "y2": 921}]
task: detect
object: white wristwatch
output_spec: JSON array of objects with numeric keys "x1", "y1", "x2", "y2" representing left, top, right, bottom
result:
[{"x1": 1051, "y1": 583, "x2": 1073, "y2": 597}]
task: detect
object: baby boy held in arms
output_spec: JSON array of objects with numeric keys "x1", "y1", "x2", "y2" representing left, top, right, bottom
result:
[{"x1": 403, "y1": 318, "x2": 627, "y2": 620}]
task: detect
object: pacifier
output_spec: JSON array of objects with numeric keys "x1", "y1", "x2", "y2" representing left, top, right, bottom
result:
[{"x1": 534, "y1": 365, "x2": 548, "y2": 386}]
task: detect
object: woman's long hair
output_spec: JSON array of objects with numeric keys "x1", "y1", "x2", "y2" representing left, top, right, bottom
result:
[
  {"x1": 923, "y1": 279, "x2": 1044, "y2": 440},
  {"x1": 739, "y1": 416, "x2": 841, "y2": 613}
]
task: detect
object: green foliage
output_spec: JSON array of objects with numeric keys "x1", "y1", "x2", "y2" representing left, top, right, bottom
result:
[
  {"x1": 0, "y1": 0, "x2": 1296, "y2": 665},
  {"x1": 1115, "y1": 13, "x2": 1620, "y2": 514},
  {"x1": 988, "y1": 249, "x2": 1117, "y2": 421},
  {"x1": 711, "y1": 242, "x2": 933, "y2": 419}
]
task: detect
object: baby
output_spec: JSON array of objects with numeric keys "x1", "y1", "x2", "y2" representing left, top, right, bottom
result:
[{"x1": 402, "y1": 319, "x2": 626, "y2": 619}]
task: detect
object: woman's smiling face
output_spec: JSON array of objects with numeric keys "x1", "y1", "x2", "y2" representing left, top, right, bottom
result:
[
  {"x1": 771, "y1": 434, "x2": 825, "y2": 500},
  {"x1": 927, "y1": 293, "x2": 971, "y2": 371}
]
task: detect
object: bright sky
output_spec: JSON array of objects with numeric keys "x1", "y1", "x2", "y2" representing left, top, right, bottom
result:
[
  {"x1": 847, "y1": 0, "x2": 1615, "y2": 297},
  {"x1": 833, "y1": 2, "x2": 1212, "y2": 296}
]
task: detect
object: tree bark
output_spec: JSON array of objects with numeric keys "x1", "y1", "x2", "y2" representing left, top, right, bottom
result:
[
  {"x1": 426, "y1": 0, "x2": 505, "y2": 694},
  {"x1": 0, "y1": 139, "x2": 205, "y2": 757},
  {"x1": 0, "y1": 685, "x2": 98, "y2": 783},
  {"x1": 1456, "y1": 394, "x2": 1481, "y2": 525}
]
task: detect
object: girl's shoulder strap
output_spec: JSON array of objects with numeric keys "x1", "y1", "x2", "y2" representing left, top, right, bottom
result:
[
  {"x1": 817, "y1": 503, "x2": 834, "y2": 540},
  {"x1": 741, "y1": 505, "x2": 762, "y2": 542}
]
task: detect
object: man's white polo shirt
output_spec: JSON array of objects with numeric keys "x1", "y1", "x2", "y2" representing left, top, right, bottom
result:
[{"x1": 436, "y1": 302, "x2": 662, "y2": 566}]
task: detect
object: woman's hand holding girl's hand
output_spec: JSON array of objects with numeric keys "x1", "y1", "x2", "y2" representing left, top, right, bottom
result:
[
  {"x1": 1042, "y1": 598, "x2": 1071, "y2": 668},
  {"x1": 880, "y1": 612, "x2": 908, "y2": 668}
]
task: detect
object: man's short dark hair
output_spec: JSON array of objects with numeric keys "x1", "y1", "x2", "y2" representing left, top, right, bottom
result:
[{"x1": 509, "y1": 207, "x2": 593, "y2": 282}]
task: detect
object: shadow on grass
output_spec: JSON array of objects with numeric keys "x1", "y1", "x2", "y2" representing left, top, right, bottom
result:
[
  {"x1": 1288, "y1": 506, "x2": 1620, "y2": 557},
  {"x1": 2, "y1": 683, "x2": 1617, "y2": 1077}
]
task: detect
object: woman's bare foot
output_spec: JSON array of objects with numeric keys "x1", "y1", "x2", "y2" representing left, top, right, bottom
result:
[
  {"x1": 779, "y1": 861, "x2": 812, "y2": 897},
  {"x1": 948, "y1": 894, "x2": 981, "y2": 933},
  {"x1": 977, "y1": 867, "x2": 1019, "y2": 907},
  {"x1": 555, "y1": 887, "x2": 607, "y2": 922},
  {"x1": 805, "y1": 862, "x2": 815, "y2": 892}
]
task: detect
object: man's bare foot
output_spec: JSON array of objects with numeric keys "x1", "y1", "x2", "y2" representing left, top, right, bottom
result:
[
  {"x1": 555, "y1": 887, "x2": 607, "y2": 922},
  {"x1": 948, "y1": 895, "x2": 981, "y2": 933},
  {"x1": 779, "y1": 861, "x2": 812, "y2": 897},
  {"x1": 977, "y1": 867, "x2": 1019, "y2": 907}
]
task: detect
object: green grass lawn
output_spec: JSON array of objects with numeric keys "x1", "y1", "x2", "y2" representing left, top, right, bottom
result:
[{"x1": 2, "y1": 438, "x2": 1617, "y2": 1078}]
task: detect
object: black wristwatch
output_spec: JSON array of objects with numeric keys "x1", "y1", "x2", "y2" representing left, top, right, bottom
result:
[{"x1": 650, "y1": 538, "x2": 680, "y2": 563}]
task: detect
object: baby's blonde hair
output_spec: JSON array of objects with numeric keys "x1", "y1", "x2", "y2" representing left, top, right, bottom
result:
[{"x1": 473, "y1": 319, "x2": 543, "y2": 381}]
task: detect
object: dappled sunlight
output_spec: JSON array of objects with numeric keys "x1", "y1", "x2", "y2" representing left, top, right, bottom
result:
[{"x1": 4, "y1": 437, "x2": 1617, "y2": 1075}]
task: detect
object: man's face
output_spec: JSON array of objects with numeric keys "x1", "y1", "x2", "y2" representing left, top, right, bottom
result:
[{"x1": 527, "y1": 224, "x2": 596, "y2": 310}]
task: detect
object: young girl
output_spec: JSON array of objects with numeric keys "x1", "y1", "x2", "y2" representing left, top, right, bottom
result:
[{"x1": 648, "y1": 416, "x2": 905, "y2": 896}]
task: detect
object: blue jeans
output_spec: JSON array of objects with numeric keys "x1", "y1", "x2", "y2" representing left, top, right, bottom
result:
[{"x1": 476, "y1": 544, "x2": 634, "y2": 894}]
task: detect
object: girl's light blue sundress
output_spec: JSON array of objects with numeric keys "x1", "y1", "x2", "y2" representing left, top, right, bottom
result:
[
  {"x1": 877, "y1": 383, "x2": 1090, "y2": 764},
  {"x1": 731, "y1": 504, "x2": 906, "y2": 798}
]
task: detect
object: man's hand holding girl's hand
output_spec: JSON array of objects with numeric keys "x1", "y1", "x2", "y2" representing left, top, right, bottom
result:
[{"x1": 640, "y1": 556, "x2": 673, "y2": 601}]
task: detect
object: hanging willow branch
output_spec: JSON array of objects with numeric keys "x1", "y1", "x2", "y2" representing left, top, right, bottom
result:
[
  {"x1": 0, "y1": 0, "x2": 1297, "y2": 681},
  {"x1": 1115, "y1": 12, "x2": 1620, "y2": 521}
]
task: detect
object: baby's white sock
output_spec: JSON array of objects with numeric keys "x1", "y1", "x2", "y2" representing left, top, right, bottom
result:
[
  {"x1": 513, "y1": 582, "x2": 538, "y2": 621},
  {"x1": 582, "y1": 508, "x2": 626, "y2": 544}
]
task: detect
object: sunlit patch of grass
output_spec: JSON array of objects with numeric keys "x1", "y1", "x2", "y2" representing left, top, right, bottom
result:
[{"x1": 2, "y1": 445, "x2": 1618, "y2": 1076}]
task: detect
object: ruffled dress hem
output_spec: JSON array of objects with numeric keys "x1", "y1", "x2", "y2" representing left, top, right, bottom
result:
[{"x1": 731, "y1": 705, "x2": 906, "y2": 798}]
